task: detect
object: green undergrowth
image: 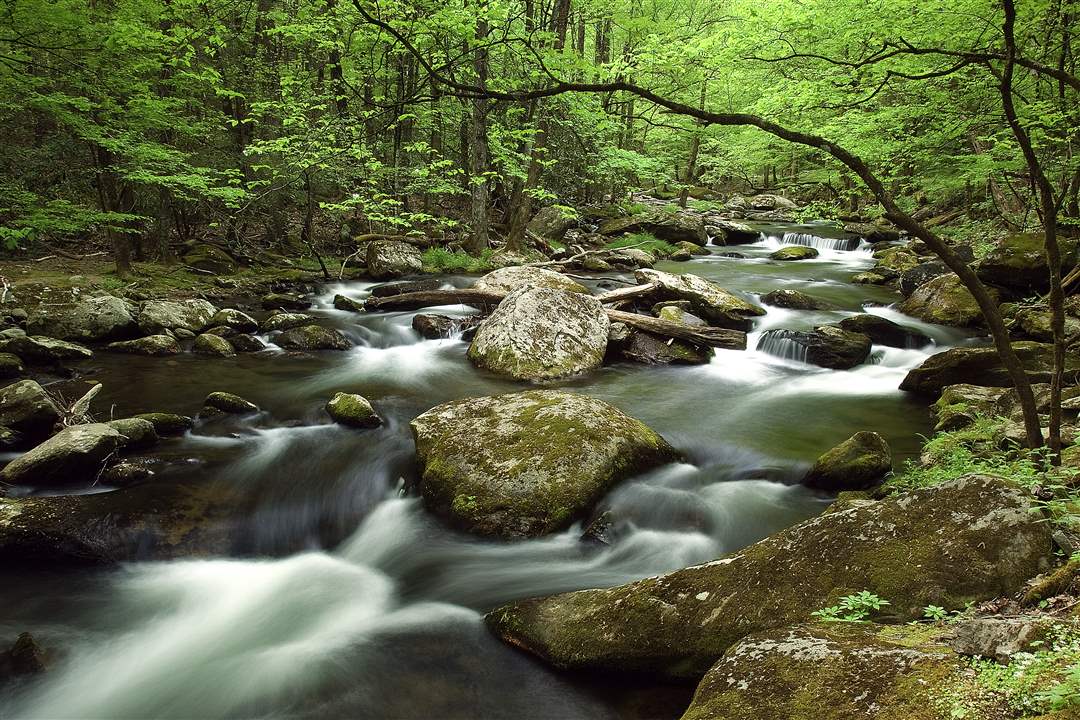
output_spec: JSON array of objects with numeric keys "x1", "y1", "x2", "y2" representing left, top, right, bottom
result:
[
  {"x1": 604, "y1": 232, "x2": 677, "y2": 257},
  {"x1": 421, "y1": 247, "x2": 494, "y2": 273}
]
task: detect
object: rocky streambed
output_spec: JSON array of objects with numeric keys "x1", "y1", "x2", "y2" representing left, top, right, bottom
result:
[{"x1": 0, "y1": 211, "x2": 1059, "y2": 719}]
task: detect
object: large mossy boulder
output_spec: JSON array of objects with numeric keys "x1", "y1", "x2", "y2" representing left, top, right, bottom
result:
[
  {"x1": 485, "y1": 475, "x2": 1052, "y2": 677},
  {"x1": 0, "y1": 380, "x2": 60, "y2": 443},
  {"x1": 802, "y1": 431, "x2": 891, "y2": 491},
  {"x1": 27, "y1": 295, "x2": 137, "y2": 342},
  {"x1": 106, "y1": 335, "x2": 182, "y2": 356},
  {"x1": 977, "y1": 233, "x2": 1079, "y2": 293},
  {"x1": 769, "y1": 245, "x2": 819, "y2": 261},
  {"x1": 598, "y1": 211, "x2": 707, "y2": 245},
  {"x1": 636, "y1": 269, "x2": 765, "y2": 330},
  {"x1": 208, "y1": 308, "x2": 258, "y2": 333},
  {"x1": 899, "y1": 273, "x2": 991, "y2": 327},
  {"x1": 137, "y1": 299, "x2": 217, "y2": 335},
  {"x1": 366, "y1": 240, "x2": 423, "y2": 280},
  {"x1": 0, "y1": 335, "x2": 92, "y2": 365},
  {"x1": 410, "y1": 390, "x2": 679, "y2": 538},
  {"x1": 274, "y1": 324, "x2": 351, "y2": 351},
  {"x1": 325, "y1": 392, "x2": 381, "y2": 428},
  {"x1": 900, "y1": 342, "x2": 1080, "y2": 396},
  {"x1": 681, "y1": 623, "x2": 967, "y2": 720},
  {"x1": 467, "y1": 287, "x2": 609, "y2": 381},
  {"x1": 931, "y1": 384, "x2": 1007, "y2": 432},
  {"x1": 473, "y1": 266, "x2": 589, "y2": 295},
  {"x1": 106, "y1": 417, "x2": 158, "y2": 450},
  {"x1": 756, "y1": 326, "x2": 872, "y2": 369},
  {"x1": 181, "y1": 243, "x2": 238, "y2": 275},
  {"x1": 837, "y1": 314, "x2": 930, "y2": 349},
  {"x1": 1, "y1": 422, "x2": 125, "y2": 487}
]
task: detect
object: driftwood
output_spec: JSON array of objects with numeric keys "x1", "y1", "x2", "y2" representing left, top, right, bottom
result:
[
  {"x1": 606, "y1": 309, "x2": 746, "y2": 350},
  {"x1": 364, "y1": 288, "x2": 505, "y2": 311},
  {"x1": 595, "y1": 282, "x2": 659, "y2": 304}
]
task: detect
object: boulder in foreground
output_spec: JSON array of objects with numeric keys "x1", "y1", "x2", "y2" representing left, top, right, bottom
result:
[{"x1": 411, "y1": 390, "x2": 678, "y2": 538}]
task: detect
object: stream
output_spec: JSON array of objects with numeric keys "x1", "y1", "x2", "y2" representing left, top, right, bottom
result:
[{"x1": 0, "y1": 222, "x2": 978, "y2": 719}]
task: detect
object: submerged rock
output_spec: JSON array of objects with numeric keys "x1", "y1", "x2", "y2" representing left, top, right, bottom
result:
[
  {"x1": 27, "y1": 295, "x2": 137, "y2": 342},
  {"x1": 836, "y1": 314, "x2": 930, "y2": 349},
  {"x1": 274, "y1": 324, "x2": 351, "y2": 351},
  {"x1": 0, "y1": 632, "x2": 48, "y2": 680},
  {"x1": 473, "y1": 266, "x2": 589, "y2": 295},
  {"x1": 0, "y1": 380, "x2": 61, "y2": 442},
  {"x1": 681, "y1": 623, "x2": 963, "y2": 720},
  {"x1": 1, "y1": 422, "x2": 125, "y2": 487},
  {"x1": 802, "y1": 431, "x2": 891, "y2": 491},
  {"x1": 410, "y1": 390, "x2": 678, "y2": 538},
  {"x1": 106, "y1": 335, "x2": 182, "y2": 356},
  {"x1": 900, "y1": 342, "x2": 1078, "y2": 396},
  {"x1": 367, "y1": 240, "x2": 423, "y2": 279},
  {"x1": 760, "y1": 289, "x2": 837, "y2": 311},
  {"x1": 899, "y1": 273, "x2": 991, "y2": 327},
  {"x1": 1, "y1": 335, "x2": 92, "y2": 365},
  {"x1": 769, "y1": 245, "x2": 819, "y2": 261},
  {"x1": 486, "y1": 475, "x2": 1052, "y2": 677},
  {"x1": 137, "y1": 299, "x2": 217, "y2": 335},
  {"x1": 468, "y1": 287, "x2": 609, "y2": 381},
  {"x1": 636, "y1": 269, "x2": 764, "y2": 330},
  {"x1": 325, "y1": 392, "x2": 381, "y2": 428}
]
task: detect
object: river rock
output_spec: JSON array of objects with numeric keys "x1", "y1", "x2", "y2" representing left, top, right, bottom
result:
[
  {"x1": 874, "y1": 247, "x2": 920, "y2": 275},
  {"x1": 931, "y1": 384, "x2": 1006, "y2": 431},
  {"x1": 261, "y1": 293, "x2": 310, "y2": 311},
  {"x1": 411, "y1": 390, "x2": 678, "y2": 538},
  {"x1": 0, "y1": 380, "x2": 61, "y2": 442},
  {"x1": 274, "y1": 324, "x2": 351, "y2": 351},
  {"x1": 106, "y1": 418, "x2": 159, "y2": 450},
  {"x1": 208, "y1": 309, "x2": 258, "y2": 333},
  {"x1": 899, "y1": 342, "x2": 1079, "y2": 396},
  {"x1": 467, "y1": 287, "x2": 609, "y2": 381},
  {"x1": 137, "y1": 299, "x2": 217, "y2": 335},
  {"x1": 844, "y1": 221, "x2": 902, "y2": 243},
  {"x1": 681, "y1": 624, "x2": 962, "y2": 720},
  {"x1": 0, "y1": 354, "x2": 23, "y2": 379},
  {"x1": 636, "y1": 269, "x2": 764, "y2": 330},
  {"x1": 760, "y1": 289, "x2": 837, "y2": 311},
  {"x1": 1, "y1": 422, "x2": 125, "y2": 487},
  {"x1": 193, "y1": 333, "x2": 236, "y2": 356},
  {"x1": 836, "y1": 314, "x2": 930, "y2": 348},
  {"x1": 709, "y1": 219, "x2": 759, "y2": 245},
  {"x1": 851, "y1": 271, "x2": 893, "y2": 285},
  {"x1": 99, "y1": 460, "x2": 155, "y2": 486},
  {"x1": 367, "y1": 240, "x2": 423, "y2": 280},
  {"x1": 485, "y1": 475, "x2": 1053, "y2": 677},
  {"x1": 598, "y1": 211, "x2": 707, "y2": 245},
  {"x1": 412, "y1": 314, "x2": 482, "y2": 340},
  {"x1": 748, "y1": 193, "x2": 797, "y2": 211},
  {"x1": 899, "y1": 260, "x2": 950, "y2": 297},
  {"x1": 202, "y1": 391, "x2": 258, "y2": 415},
  {"x1": 802, "y1": 431, "x2": 891, "y2": 491},
  {"x1": 977, "y1": 232, "x2": 1079, "y2": 293},
  {"x1": 27, "y1": 295, "x2": 137, "y2": 342},
  {"x1": 756, "y1": 326, "x2": 871, "y2": 369},
  {"x1": 1014, "y1": 306, "x2": 1080, "y2": 343},
  {"x1": 615, "y1": 329, "x2": 710, "y2": 365},
  {"x1": 1, "y1": 335, "x2": 92, "y2": 365},
  {"x1": 325, "y1": 392, "x2": 381, "y2": 428},
  {"x1": 230, "y1": 334, "x2": 266, "y2": 353},
  {"x1": 0, "y1": 632, "x2": 48, "y2": 680},
  {"x1": 899, "y1": 273, "x2": 991, "y2": 327},
  {"x1": 657, "y1": 306, "x2": 706, "y2": 326},
  {"x1": 369, "y1": 279, "x2": 442, "y2": 297},
  {"x1": 133, "y1": 412, "x2": 194, "y2": 436},
  {"x1": 607, "y1": 248, "x2": 656, "y2": 268},
  {"x1": 106, "y1": 335, "x2": 182, "y2": 356},
  {"x1": 527, "y1": 206, "x2": 576, "y2": 241},
  {"x1": 769, "y1": 245, "x2": 818, "y2": 261},
  {"x1": 473, "y1": 266, "x2": 589, "y2": 295},
  {"x1": 674, "y1": 241, "x2": 708, "y2": 256},
  {"x1": 332, "y1": 294, "x2": 365, "y2": 312},
  {"x1": 261, "y1": 312, "x2": 313, "y2": 332}
]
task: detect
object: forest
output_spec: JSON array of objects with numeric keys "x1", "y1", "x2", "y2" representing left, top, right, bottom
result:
[{"x1": 2, "y1": 0, "x2": 1080, "y2": 718}]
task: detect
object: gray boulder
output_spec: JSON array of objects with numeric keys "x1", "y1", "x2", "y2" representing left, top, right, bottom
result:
[
  {"x1": 636, "y1": 269, "x2": 764, "y2": 330},
  {"x1": 275, "y1": 325, "x2": 351, "y2": 351},
  {"x1": 1, "y1": 336, "x2": 92, "y2": 365},
  {"x1": 208, "y1": 309, "x2": 258, "y2": 333},
  {"x1": 367, "y1": 240, "x2": 423, "y2": 279},
  {"x1": 0, "y1": 380, "x2": 61, "y2": 442},
  {"x1": 27, "y1": 295, "x2": 137, "y2": 342},
  {"x1": 1, "y1": 423, "x2": 125, "y2": 486},
  {"x1": 193, "y1": 333, "x2": 236, "y2": 356},
  {"x1": 900, "y1": 342, "x2": 1080, "y2": 396},
  {"x1": 760, "y1": 289, "x2": 837, "y2": 311},
  {"x1": 137, "y1": 299, "x2": 217, "y2": 335},
  {"x1": 598, "y1": 211, "x2": 707, "y2": 245},
  {"x1": 473, "y1": 266, "x2": 589, "y2": 295},
  {"x1": 261, "y1": 312, "x2": 313, "y2": 333},
  {"x1": 106, "y1": 335, "x2": 182, "y2": 356}
]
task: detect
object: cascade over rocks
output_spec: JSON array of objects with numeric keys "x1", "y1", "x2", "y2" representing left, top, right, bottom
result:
[
  {"x1": 137, "y1": 299, "x2": 217, "y2": 335},
  {"x1": 367, "y1": 240, "x2": 423, "y2": 279},
  {"x1": 27, "y1": 295, "x2": 137, "y2": 342},
  {"x1": 635, "y1": 269, "x2": 764, "y2": 330},
  {"x1": 467, "y1": 287, "x2": 609, "y2": 381},
  {"x1": 1, "y1": 422, "x2": 125, "y2": 487},
  {"x1": 485, "y1": 475, "x2": 1053, "y2": 677},
  {"x1": 412, "y1": 314, "x2": 481, "y2": 340},
  {"x1": 410, "y1": 390, "x2": 678, "y2": 538},
  {"x1": 900, "y1": 342, "x2": 1080, "y2": 396},
  {"x1": 756, "y1": 325, "x2": 871, "y2": 369},
  {"x1": 473, "y1": 266, "x2": 589, "y2": 295},
  {"x1": 802, "y1": 431, "x2": 891, "y2": 491},
  {"x1": 899, "y1": 273, "x2": 992, "y2": 327}
]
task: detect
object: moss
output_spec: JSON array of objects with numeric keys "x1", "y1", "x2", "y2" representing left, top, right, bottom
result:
[
  {"x1": 604, "y1": 232, "x2": 678, "y2": 257},
  {"x1": 421, "y1": 247, "x2": 494, "y2": 274}
]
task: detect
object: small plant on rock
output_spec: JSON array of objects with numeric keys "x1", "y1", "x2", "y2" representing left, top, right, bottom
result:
[{"x1": 811, "y1": 591, "x2": 890, "y2": 622}]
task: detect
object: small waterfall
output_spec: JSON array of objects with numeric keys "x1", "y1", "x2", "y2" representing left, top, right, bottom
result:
[
  {"x1": 755, "y1": 330, "x2": 809, "y2": 363},
  {"x1": 777, "y1": 232, "x2": 860, "y2": 251}
]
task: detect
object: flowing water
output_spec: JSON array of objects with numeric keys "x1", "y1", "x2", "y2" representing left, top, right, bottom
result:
[{"x1": 0, "y1": 223, "x2": 979, "y2": 719}]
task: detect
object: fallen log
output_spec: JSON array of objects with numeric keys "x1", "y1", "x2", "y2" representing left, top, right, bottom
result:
[
  {"x1": 606, "y1": 309, "x2": 746, "y2": 350},
  {"x1": 595, "y1": 282, "x2": 659, "y2": 304},
  {"x1": 364, "y1": 288, "x2": 505, "y2": 311}
]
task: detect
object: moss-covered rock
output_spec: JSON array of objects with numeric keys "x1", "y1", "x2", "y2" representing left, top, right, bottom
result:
[
  {"x1": 1, "y1": 422, "x2": 125, "y2": 487},
  {"x1": 675, "y1": 241, "x2": 709, "y2": 255},
  {"x1": 899, "y1": 274, "x2": 992, "y2": 328},
  {"x1": 208, "y1": 308, "x2": 258, "y2": 333},
  {"x1": 230, "y1": 334, "x2": 266, "y2": 352},
  {"x1": 769, "y1": 245, "x2": 819, "y2": 261},
  {"x1": 468, "y1": 287, "x2": 609, "y2": 381},
  {"x1": 636, "y1": 269, "x2": 765, "y2": 330},
  {"x1": 192, "y1": 333, "x2": 236, "y2": 356},
  {"x1": 133, "y1": 412, "x2": 193, "y2": 436},
  {"x1": 411, "y1": 390, "x2": 679, "y2": 538},
  {"x1": 526, "y1": 205, "x2": 576, "y2": 241},
  {"x1": 27, "y1": 295, "x2": 137, "y2": 342},
  {"x1": 760, "y1": 289, "x2": 837, "y2": 311},
  {"x1": 977, "y1": 233, "x2": 1079, "y2": 293},
  {"x1": 930, "y1": 384, "x2": 1006, "y2": 432},
  {"x1": 0, "y1": 335, "x2": 92, "y2": 365},
  {"x1": 260, "y1": 312, "x2": 313, "y2": 332},
  {"x1": 598, "y1": 211, "x2": 707, "y2": 245},
  {"x1": 181, "y1": 243, "x2": 238, "y2": 275},
  {"x1": 274, "y1": 324, "x2": 351, "y2": 351},
  {"x1": 486, "y1": 475, "x2": 1053, "y2": 677},
  {"x1": 325, "y1": 392, "x2": 381, "y2": 428},
  {"x1": 874, "y1": 247, "x2": 920, "y2": 275},
  {"x1": 106, "y1": 335, "x2": 182, "y2": 356},
  {"x1": 0, "y1": 380, "x2": 60, "y2": 443},
  {"x1": 657, "y1": 306, "x2": 706, "y2": 326},
  {"x1": 0, "y1": 353, "x2": 23, "y2": 379},
  {"x1": 614, "y1": 329, "x2": 711, "y2": 365},
  {"x1": 260, "y1": 292, "x2": 310, "y2": 311},
  {"x1": 900, "y1": 342, "x2": 1080, "y2": 396},
  {"x1": 899, "y1": 260, "x2": 950, "y2": 297},
  {"x1": 851, "y1": 271, "x2": 893, "y2": 285},
  {"x1": 367, "y1": 240, "x2": 423, "y2": 279},
  {"x1": 332, "y1": 294, "x2": 365, "y2": 312},
  {"x1": 802, "y1": 431, "x2": 891, "y2": 491},
  {"x1": 202, "y1": 391, "x2": 258, "y2": 415},
  {"x1": 106, "y1": 417, "x2": 159, "y2": 450},
  {"x1": 137, "y1": 299, "x2": 217, "y2": 335},
  {"x1": 473, "y1": 266, "x2": 589, "y2": 295},
  {"x1": 680, "y1": 623, "x2": 968, "y2": 720}
]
